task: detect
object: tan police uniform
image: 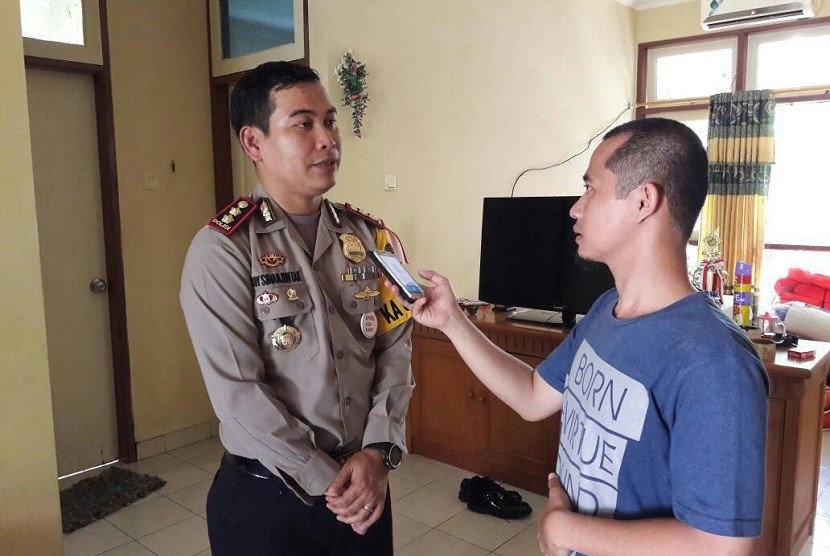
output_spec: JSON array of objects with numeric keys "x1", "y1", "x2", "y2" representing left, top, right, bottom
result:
[{"x1": 180, "y1": 184, "x2": 414, "y2": 502}]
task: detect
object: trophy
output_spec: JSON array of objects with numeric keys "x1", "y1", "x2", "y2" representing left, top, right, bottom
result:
[{"x1": 692, "y1": 229, "x2": 729, "y2": 306}]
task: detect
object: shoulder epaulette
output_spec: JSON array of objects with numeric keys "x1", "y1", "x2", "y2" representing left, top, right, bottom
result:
[
  {"x1": 343, "y1": 202, "x2": 385, "y2": 229},
  {"x1": 207, "y1": 196, "x2": 257, "y2": 236},
  {"x1": 342, "y1": 202, "x2": 408, "y2": 263}
]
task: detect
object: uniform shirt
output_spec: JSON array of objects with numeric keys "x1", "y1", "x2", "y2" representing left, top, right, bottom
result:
[
  {"x1": 180, "y1": 185, "x2": 414, "y2": 500},
  {"x1": 538, "y1": 290, "x2": 767, "y2": 545}
]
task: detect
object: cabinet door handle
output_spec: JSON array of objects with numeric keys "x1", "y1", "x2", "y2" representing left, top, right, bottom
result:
[
  {"x1": 476, "y1": 395, "x2": 485, "y2": 403},
  {"x1": 467, "y1": 390, "x2": 474, "y2": 398}
]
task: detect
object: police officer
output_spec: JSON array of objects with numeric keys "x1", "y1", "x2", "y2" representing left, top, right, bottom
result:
[{"x1": 180, "y1": 61, "x2": 413, "y2": 555}]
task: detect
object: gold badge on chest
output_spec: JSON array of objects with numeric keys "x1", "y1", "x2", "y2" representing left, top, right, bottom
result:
[
  {"x1": 271, "y1": 325, "x2": 302, "y2": 351},
  {"x1": 354, "y1": 286, "x2": 380, "y2": 299},
  {"x1": 339, "y1": 233, "x2": 366, "y2": 263}
]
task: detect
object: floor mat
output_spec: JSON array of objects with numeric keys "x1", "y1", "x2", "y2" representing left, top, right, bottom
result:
[{"x1": 60, "y1": 466, "x2": 166, "y2": 533}]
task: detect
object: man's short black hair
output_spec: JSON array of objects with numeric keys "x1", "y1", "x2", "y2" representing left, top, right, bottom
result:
[
  {"x1": 603, "y1": 118, "x2": 708, "y2": 240},
  {"x1": 230, "y1": 61, "x2": 320, "y2": 137}
]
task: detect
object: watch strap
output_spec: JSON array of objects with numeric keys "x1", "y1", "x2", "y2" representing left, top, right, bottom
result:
[{"x1": 365, "y1": 442, "x2": 401, "y2": 470}]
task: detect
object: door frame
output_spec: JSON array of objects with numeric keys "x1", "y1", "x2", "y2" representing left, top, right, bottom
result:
[
  {"x1": 208, "y1": 0, "x2": 309, "y2": 209},
  {"x1": 24, "y1": 0, "x2": 136, "y2": 464}
]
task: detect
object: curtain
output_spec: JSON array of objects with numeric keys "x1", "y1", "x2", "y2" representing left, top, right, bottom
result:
[{"x1": 700, "y1": 90, "x2": 775, "y2": 298}]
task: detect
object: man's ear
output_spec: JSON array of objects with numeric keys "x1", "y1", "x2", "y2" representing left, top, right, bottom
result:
[
  {"x1": 239, "y1": 125, "x2": 264, "y2": 163},
  {"x1": 634, "y1": 182, "x2": 663, "y2": 223}
]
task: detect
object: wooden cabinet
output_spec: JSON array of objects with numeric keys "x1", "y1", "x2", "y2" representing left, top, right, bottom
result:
[
  {"x1": 409, "y1": 316, "x2": 565, "y2": 494},
  {"x1": 407, "y1": 312, "x2": 830, "y2": 556},
  {"x1": 760, "y1": 344, "x2": 830, "y2": 556}
]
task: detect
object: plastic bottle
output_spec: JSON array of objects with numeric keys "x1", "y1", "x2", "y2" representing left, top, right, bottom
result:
[{"x1": 733, "y1": 261, "x2": 753, "y2": 328}]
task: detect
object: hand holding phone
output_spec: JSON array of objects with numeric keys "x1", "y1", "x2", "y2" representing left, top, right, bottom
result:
[{"x1": 368, "y1": 250, "x2": 424, "y2": 303}]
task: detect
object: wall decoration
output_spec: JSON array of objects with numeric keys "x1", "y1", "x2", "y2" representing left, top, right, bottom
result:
[{"x1": 335, "y1": 50, "x2": 370, "y2": 138}]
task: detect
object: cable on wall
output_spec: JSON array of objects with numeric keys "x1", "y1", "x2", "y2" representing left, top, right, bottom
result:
[{"x1": 510, "y1": 103, "x2": 633, "y2": 197}]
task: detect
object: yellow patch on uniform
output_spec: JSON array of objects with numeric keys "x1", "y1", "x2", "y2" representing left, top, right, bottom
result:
[{"x1": 375, "y1": 229, "x2": 411, "y2": 334}]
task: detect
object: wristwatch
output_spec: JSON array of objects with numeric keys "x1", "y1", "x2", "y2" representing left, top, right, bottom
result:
[{"x1": 365, "y1": 442, "x2": 403, "y2": 470}]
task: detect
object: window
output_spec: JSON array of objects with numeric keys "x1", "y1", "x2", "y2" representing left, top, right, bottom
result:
[
  {"x1": 220, "y1": 0, "x2": 295, "y2": 59},
  {"x1": 646, "y1": 38, "x2": 737, "y2": 102},
  {"x1": 208, "y1": 0, "x2": 306, "y2": 78},
  {"x1": 748, "y1": 25, "x2": 830, "y2": 90},
  {"x1": 638, "y1": 21, "x2": 830, "y2": 315},
  {"x1": 19, "y1": 0, "x2": 102, "y2": 65},
  {"x1": 20, "y1": 0, "x2": 84, "y2": 45}
]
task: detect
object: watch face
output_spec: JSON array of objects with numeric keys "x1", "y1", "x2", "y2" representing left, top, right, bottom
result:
[{"x1": 388, "y1": 445, "x2": 403, "y2": 468}]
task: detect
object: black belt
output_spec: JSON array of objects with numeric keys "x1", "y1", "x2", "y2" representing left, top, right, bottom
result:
[
  {"x1": 224, "y1": 452, "x2": 280, "y2": 480},
  {"x1": 223, "y1": 451, "x2": 355, "y2": 481}
]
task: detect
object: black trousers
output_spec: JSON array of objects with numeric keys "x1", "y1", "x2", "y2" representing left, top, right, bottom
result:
[{"x1": 207, "y1": 454, "x2": 393, "y2": 556}]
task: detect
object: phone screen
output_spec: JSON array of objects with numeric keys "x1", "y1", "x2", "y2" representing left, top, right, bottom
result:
[{"x1": 370, "y1": 250, "x2": 424, "y2": 301}]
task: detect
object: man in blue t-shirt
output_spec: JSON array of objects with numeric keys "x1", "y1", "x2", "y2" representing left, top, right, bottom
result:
[{"x1": 392, "y1": 118, "x2": 768, "y2": 556}]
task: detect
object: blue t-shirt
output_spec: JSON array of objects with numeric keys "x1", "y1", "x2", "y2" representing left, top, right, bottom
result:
[{"x1": 538, "y1": 289, "x2": 768, "y2": 541}]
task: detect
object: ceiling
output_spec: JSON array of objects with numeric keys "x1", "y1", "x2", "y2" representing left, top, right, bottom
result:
[{"x1": 613, "y1": 0, "x2": 692, "y2": 9}]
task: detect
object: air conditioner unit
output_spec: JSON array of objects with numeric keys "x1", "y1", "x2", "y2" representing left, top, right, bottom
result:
[{"x1": 700, "y1": 0, "x2": 815, "y2": 31}]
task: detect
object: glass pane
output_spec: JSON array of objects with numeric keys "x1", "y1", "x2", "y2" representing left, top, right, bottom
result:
[
  {"x1": 20, "y1": 0, "x2": 84, "y2": 45},
  {"x1": 647, "y1": 38, "x2": 737, "y2": 101},
  {"x1": 221, "y1": 0, "x2": 294, "y2": 60},
  {"x1": 765, "y1": 102, "x2": 830, "y2": 246},
  {"x1": 749, "y1": 25, "x2": 830, "y2": 90}
]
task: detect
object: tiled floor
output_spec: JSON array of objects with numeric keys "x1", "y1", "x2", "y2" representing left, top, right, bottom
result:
[{"x1": 64, "y1": 432, "x2": 830, "y2": 556}]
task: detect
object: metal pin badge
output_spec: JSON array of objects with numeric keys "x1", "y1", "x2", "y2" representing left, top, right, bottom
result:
[{"x1": 271, "y1": 325, "x2": 302, "y2": 351}]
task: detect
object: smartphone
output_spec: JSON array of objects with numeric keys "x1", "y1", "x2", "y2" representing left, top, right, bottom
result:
[{"x1": 368, "y1": 250, "x2": 424, "y2": 303}]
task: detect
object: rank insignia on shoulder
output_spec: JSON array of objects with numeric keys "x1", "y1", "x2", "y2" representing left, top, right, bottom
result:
[{"x1": 208, "y1": 197, "x2": 256, "y2": 236}]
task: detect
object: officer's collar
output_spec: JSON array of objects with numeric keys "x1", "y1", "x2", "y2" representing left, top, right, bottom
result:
[{"x1": 250, "y1": 184, "x2": 356, "y2": 235}]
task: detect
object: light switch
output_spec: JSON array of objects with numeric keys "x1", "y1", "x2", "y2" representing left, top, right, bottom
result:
[
  {"x1": 384, "y1": 174, "x2": 397, "y2": 191},
  {"x1": 144, "y1": 175, "x2": 160, "y2": 190}
]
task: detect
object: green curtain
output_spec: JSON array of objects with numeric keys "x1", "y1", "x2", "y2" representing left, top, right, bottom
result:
[{"x1": 700, "y1": 90, "x2": 775, "y2": 305}]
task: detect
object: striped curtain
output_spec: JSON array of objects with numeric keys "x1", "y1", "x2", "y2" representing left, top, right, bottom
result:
[{"x1": 700, "y1": 90, "x2": 775, "y2": 294}]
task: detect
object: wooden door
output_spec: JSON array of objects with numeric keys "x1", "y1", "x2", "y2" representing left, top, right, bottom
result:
[{"x1": 26, "y1": 68, "x2": 118, "y2": 478}]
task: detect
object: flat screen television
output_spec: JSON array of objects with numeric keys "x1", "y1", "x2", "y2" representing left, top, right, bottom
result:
[{"x1": 478, "y1": 196, "x2": 616, "y2": 327}]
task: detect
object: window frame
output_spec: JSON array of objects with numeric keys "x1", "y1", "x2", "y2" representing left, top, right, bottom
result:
[
  {"x1": 208, "y1": 0, "x2": 306, "y2": 78},
  {"x1": 636, "y1": 16, "x2": 830, "y2": 257},
  {"x1": 21, "y1": 0, "x2": 103, "y2": 66}
]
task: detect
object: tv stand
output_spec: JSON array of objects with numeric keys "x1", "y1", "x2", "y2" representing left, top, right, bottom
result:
[{"x1": 508, "y1": 309, "x2": 576, "y2": 328}]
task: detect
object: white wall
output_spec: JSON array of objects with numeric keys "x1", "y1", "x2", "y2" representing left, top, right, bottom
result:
[
  {"x1": 308, "y1": 0, "x2": 636, "y2": 298},
  {"x1": 0, "y1": 0, "x2": 63, "y2": 553}
]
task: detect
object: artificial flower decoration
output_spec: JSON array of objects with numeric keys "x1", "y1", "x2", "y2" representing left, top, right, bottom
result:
[{"x1": 335, "y1": 50, "x2": 370, "y2": 138}]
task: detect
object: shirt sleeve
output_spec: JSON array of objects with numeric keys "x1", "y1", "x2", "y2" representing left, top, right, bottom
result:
[
  {"x1": 537, "y1": 325, "x2": 581, "y2": 394},
  {"x1": 668, "y1": 354, "x2": 768, "y2": 537},
  {"x1": 179, "y1": 231, "x2": 339, "y2": 497},
  {"x1": 362, "y1": 309, "x2": 415, "y2": 451},
  {"x1": 359, "y1": 226, "x2": 415, "y2": 450}
]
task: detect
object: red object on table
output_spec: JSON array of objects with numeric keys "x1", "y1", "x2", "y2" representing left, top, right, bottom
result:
[{"x1": 788, "y1": 346, "x2": 817, "y2": 360}]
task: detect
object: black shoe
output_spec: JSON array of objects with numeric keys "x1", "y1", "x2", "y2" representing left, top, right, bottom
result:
[
  {"x1": 466, "y1": 484, "x2": 532, "y2": 519},
  {"x1": 458, "y1": 476, "x2": 523, "y2": 504}
]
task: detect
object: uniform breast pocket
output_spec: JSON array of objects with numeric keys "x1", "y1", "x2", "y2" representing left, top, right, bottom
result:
[{"x1": 254, "y1": 283, "x2": 319, "y2": 363}]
